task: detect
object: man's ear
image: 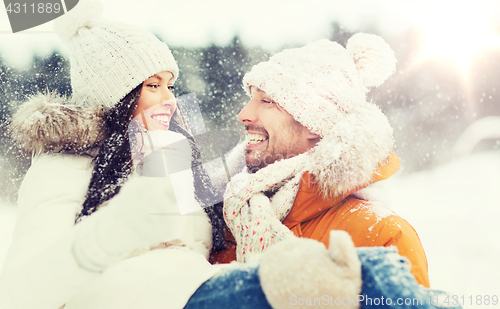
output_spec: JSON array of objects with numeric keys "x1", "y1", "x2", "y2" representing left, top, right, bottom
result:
[{"x1": 306, "y1": 132, "x2": 321, "y2": 140}]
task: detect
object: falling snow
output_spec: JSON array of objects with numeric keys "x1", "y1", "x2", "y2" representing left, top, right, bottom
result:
[{"x1": 1, "y1": 6, "x2": 500, "y2": 308}]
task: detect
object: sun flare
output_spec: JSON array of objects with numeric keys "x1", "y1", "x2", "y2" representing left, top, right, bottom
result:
[{"x1": 416, "y1": 0, "x2": 500, "y2": 74}]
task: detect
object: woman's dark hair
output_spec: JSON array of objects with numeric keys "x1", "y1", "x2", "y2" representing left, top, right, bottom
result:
[{"x1": 76, "y1": 84, "x2": 226, "y2": 251}]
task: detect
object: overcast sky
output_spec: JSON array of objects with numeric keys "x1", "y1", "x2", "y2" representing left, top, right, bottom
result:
[
  {"x1": 0, "y1": 0, "x2": 419, "y2": 67},
  {"x1": 1, "y1": 0, "x2": 499, "y2": 68}
]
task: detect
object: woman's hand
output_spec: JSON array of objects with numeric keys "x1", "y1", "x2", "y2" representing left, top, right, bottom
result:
[{"x1": 72, "y1": 176, "x2": 184, "y2": 272}]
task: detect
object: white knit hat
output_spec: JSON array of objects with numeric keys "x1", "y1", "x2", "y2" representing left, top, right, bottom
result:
[
  {"x1": 242, "y1": 33, "x2": 397, "y2": 197},
  {"x1": 54, "y1": 0, "x2": 179, "y2": 108}
]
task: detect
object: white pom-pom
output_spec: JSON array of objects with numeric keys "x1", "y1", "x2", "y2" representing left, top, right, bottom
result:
[
  {"x1": 53, "y1": 0, "x2": 103, "y2": 44},
  {"x1": 347, "y1": 33, "x2": 396, "y2": 87}
]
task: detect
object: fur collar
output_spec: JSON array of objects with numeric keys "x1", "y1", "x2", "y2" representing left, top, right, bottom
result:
[
  {"x1": 10, "y1": 93, "x2": 105, "y2": 156},
  {"x1": 307, "y1": 103, "x2": 395, "y2": 199}
]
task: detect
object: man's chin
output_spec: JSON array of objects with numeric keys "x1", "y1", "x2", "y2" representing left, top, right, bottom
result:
[
  {"x1": 246, "y1": 164, "x2": 261, "y2": 174},
  {"x1": 245, "y1": 153, "x2": 265, "y2": 173},
  {"x1": 245, "y1": 159, "x2": 264, "y2": 174},
  {"x1": 245, "y1": 154, "x2": 279, "y2": 173}
]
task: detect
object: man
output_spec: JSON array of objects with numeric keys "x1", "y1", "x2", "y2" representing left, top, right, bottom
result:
[{"x1": 211, "y1": 33, "x2": 430, "y2": 288}]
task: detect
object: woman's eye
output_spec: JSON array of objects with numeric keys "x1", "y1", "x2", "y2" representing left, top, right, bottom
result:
[
  {"x1": 168, "y1": 85, "x2": 175, "y2": 91},
  {"x1": 146, "y1": 84, "x2": 160, "y2": 89},
  {"x1": 262, "y1": 99, "x2": 274, "y2": 104}
]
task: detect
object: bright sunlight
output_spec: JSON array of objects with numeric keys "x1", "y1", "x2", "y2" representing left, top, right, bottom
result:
[{"x1": 416, "y1": 0, "x2": 500, "y2": 74}]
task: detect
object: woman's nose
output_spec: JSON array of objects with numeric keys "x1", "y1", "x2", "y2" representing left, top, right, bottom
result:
[{"x1": 161, "y1": 87, "x2": 175, "y2": 105}]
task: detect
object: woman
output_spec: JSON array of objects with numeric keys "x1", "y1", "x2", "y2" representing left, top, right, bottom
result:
[
  {"x1": 0, "y1": 2, "x2": 456, "y2": 309},
  {"x1": 0, "y1": 2, "x2": 364, "y2": 308}
]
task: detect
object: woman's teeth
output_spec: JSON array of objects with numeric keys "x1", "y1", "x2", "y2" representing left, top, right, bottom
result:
[
  {"x1": 248, "y1": 133, "x2": 268, "y2": 144},
  {"x1": 152, "y1": 115, "x2": 170, "y2": 124}
]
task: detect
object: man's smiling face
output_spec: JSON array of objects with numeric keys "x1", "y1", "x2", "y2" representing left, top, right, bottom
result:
[{"x1": 238, "y1": 86, "x2": 320, "y2": 173}]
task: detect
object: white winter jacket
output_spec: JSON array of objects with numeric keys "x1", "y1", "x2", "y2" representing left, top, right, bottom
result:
[{"x1": 0, "y1": 95, "x2": 224, "y2": 309}]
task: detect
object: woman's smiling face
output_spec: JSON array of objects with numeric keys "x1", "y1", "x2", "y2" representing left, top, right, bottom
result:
[{"x1": 133, "y1": 71, "x2": 176, "y2": 131}]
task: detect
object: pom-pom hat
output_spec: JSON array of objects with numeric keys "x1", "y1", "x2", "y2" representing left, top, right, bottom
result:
[
  {"x1": 242, "y1": 33, "x2": 398, "y2": 197},
  {"x1": 54, "y1": 0, "x2": 179, "y2": 108}
]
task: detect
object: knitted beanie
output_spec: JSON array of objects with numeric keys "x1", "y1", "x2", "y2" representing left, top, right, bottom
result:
[
  {"x1": 54, "y1": 0, "x2": 179, "y2": 108},
  {"x1": 242, "y1": 33, "x2": 397, "y2": 198}
]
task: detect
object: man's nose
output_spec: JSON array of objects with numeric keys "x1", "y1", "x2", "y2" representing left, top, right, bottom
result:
[{"x1": 238, "y1": 98, "x2": 258, "y2": 123}]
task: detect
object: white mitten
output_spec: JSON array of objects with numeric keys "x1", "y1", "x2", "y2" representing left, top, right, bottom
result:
[
  {"x1": 134, "y1": 130, "x2": 192, "y2": 175},
  {"x1": 135, "y1": 130, "x2": 203, "y2": 215},
  {"x1": 72, "y1": 176, "x2": 186, "y2": 272},
  {"x1": 259, "y1": 230, "x2": 362, "y2": 309}
]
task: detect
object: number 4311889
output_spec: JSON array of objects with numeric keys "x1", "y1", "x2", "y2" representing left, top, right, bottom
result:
[
  {"x1": 6, "y1": 3, "x2": 61, "y2": 14},
  {"x1": 443, "y1": 295, "x2": 498, "y2": 306}
]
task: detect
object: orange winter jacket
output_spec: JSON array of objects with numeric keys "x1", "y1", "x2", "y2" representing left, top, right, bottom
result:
[{"x1": 210, "y1": 153, "x2": 430, "y2": 288}]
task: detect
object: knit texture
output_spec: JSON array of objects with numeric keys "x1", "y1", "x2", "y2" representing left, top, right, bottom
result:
[
  {"x1": 223, "y1": 153, "x2": 308, "y2": 262},
  {"x1": 54, "y1": 0, "x2": 179, "y2": 108},
  {"x1": 243, "y1": 34, "x2": 395, "y2": 138},
  {"x1": 259, "y1": 231, "x2": 362, "y2": 309}
]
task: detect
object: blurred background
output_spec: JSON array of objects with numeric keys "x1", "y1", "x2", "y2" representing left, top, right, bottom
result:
[{"x1": 1, "y1": 0, "x2": 499, "y2": 306}]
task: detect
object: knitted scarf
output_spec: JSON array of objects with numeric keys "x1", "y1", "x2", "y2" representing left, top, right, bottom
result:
[{"x1": 223, "y1": 152, "x2": 310, "y2": 262}]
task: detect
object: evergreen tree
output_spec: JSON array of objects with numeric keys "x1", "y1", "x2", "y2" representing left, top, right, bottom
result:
[{"x1": 199, "y1": 37, "x2": 250, "y2": 131}]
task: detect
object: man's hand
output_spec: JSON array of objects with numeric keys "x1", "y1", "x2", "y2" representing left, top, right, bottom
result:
[{"x1": 224, "y1": 176, "x2": 294, "y2": 262}]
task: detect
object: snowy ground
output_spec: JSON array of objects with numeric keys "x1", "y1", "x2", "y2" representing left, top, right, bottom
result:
[
  {"x1": 0, "y1": 151, "x2": 499, "y2": 308},
  {"x1": 385, "y1": 150, "x2": 500, "y2": 307}
]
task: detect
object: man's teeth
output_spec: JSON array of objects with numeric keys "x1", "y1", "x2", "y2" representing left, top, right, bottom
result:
[
  {"x1": 248, "y1": 134, "x2": 268, "y2": 144},
  {"x1": 152, "y1": 115, "x2": 169, "y2": 123}
]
